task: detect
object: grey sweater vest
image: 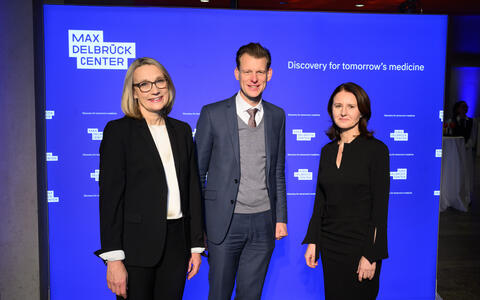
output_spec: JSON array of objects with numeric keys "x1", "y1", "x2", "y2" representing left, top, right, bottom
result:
[{"x1": 234, "y1": 116, "x2": 270, "y2": 214}]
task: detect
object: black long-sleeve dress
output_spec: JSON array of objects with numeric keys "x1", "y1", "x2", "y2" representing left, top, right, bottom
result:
[{"x1": 303, "y1": 135, "x2": 390, "y2": 300}]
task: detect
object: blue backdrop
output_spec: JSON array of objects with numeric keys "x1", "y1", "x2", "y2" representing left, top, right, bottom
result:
[{"x1": 43, "y1": 5, "x2": 447, "y2": 299}]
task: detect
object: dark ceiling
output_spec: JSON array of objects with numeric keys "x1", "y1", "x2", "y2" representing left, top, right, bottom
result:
[{"x1": 68, "y1": 0, "x2": 480, "y2": 14}]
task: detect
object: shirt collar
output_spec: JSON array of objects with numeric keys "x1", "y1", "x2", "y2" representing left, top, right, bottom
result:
[{"x1": 235, "y1": 91, "x2": 263, "y2": 114}]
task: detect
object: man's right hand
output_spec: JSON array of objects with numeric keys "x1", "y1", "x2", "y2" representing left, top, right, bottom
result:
[{"x1": 106, "y1": 260, "x2": 128, "y2": 299}]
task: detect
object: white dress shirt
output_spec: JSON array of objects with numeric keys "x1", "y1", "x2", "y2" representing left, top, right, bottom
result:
[
  {"x1": 149, "y1": 124, "x2": 183, "y2": 219},
  {"x1": 235, "y1": 91, "x2": 264, "y2": 125}
]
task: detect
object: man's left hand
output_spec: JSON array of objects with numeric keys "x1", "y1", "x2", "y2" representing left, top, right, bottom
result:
[{"x1": 275, "y1": 222, "x2": 288, "y2": 240}]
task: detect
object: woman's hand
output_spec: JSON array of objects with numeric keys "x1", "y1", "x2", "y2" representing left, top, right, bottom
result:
[
  {"x1": 304, "y1": 244, "x2": 318, "y2": 268},
  {"x1": 357, "y1": 256, "x2": 376, "y2": 282},
  {"x1": 187, "y1": 253, "x2": 202, "y2": 280},
  {"x1": 106, "y1": 260, "x2": 128, "y2": 299}
]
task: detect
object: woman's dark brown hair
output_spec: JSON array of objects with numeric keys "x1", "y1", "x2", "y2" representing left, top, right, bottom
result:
[{"x1": 326, "y1": 82, "x2": 374, "y2": 140}]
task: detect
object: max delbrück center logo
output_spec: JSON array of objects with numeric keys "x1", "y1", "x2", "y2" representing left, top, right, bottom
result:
[
  {"x1": 390, "y1": 168, "x2": 407, "y2": 180},
  {"x1": 87, "y1": 128, "x2": 103, "y2": 140},
  {"x1": 390, "y1": 130, "x2": 408, "y2": 141},
  {"x1": 294, "y1": 169, "x2": 313, "y2": 181},
  {"x1": 292, "y1": 129, "x2": 316, "y2": 141},
  {"x1": 68, "y1": 30, "x2": 136, "y2": 69}
]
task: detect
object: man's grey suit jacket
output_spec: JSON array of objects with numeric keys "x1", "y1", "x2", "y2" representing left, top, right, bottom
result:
[{"x1": 195, "y1": 95, "x2": 287, "y2": 245}]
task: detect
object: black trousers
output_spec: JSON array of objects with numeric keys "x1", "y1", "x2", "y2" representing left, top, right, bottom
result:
[
  {"x1": 321, "y1": 253, "x2": 382, "y2": 300},
  {"x1": 118, "y1": 219, "x2": 190, "y2": 300}
]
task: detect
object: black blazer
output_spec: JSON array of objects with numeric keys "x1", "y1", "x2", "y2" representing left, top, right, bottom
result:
[{"x1": 95, "y1": 116, "x2": 203, "y2": 267}]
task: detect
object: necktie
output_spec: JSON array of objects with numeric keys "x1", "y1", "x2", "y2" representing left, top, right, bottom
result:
[{"x1": 247, "y1": 108, "x2": 258, "y2": 128}]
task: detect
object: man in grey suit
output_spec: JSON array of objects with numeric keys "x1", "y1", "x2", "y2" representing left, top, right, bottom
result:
[{"x1": 195, "y1": 42, "x2": 287, "y2": 300}]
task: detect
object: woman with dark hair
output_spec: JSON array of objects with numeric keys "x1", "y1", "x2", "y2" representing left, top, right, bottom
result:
[
  {"x1": 95, "y1": 57, "x2": 204, "y2": 299},
  {"x1": 303, "y1": 82, "x2": 390, "y2": 299}
]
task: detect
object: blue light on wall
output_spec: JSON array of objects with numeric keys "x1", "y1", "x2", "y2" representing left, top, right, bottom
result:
[{"x1": 455, "y1": 66, "x2": 480, "y2": 117}]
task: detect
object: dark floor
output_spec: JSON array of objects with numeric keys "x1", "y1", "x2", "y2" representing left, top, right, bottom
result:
[{"x1": 437, "y1": 157, "x2": 480, "y2": 300}]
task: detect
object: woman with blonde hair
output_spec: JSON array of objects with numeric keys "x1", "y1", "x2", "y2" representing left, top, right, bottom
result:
[{"x1": 95, "y1": 57, "x2": 204, "y2": 299}]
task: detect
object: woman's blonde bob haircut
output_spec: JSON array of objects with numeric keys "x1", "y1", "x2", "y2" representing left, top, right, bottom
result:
[{"x1": 121, "y1": 57, "x2": 176, "y2": 119}]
